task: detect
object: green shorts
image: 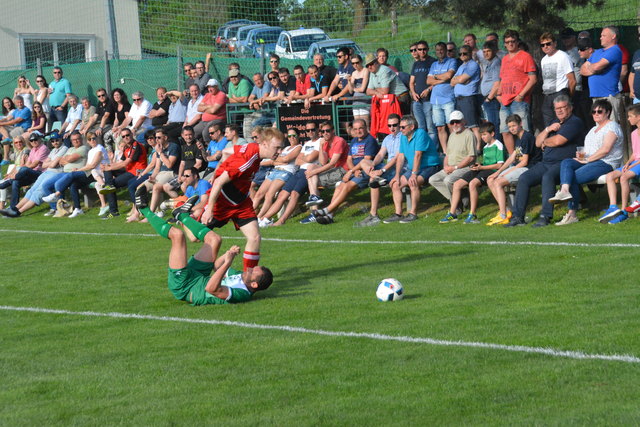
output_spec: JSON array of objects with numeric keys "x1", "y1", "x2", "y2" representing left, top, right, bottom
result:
[{"x1": 167, "y1": 256, "x2": 214, "y2": 302}]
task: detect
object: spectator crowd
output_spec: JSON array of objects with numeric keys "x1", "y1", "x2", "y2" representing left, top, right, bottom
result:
[{"x1": 0, "y1": 25, "x2": 639, "y2": 229}]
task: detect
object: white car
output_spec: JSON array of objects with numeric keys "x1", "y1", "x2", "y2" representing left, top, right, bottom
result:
[{"x1": 274, "y1": 28, "x2": 329, "y2": 59}]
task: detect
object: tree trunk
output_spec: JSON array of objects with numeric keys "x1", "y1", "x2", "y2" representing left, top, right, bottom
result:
[
  {"x1": 352, "y1": 0, "x2": 369, "y2": 36},
  {"x1": 391, "y1": 7, "x2": 398, "y2": 37}
]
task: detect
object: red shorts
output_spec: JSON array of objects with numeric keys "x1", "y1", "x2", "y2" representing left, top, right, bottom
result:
[{"x1": 208, "y1": 197, "x2": 257, "y2": 230}]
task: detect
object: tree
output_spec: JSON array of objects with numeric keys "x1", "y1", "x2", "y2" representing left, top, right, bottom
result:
[{"x1": 417, "y1": 0, "x2": 605, "y2": 44}]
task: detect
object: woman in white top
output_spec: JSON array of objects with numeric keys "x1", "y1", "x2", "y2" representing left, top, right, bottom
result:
[
  {"x1": 348, "y1": 54, "x2": 370, "y2": 128},
  {"x1": 550, "y1": 99, "x2": 623, "y2": 225},
  {"x1": 13, "y1": 76, "x2": 33, "y2": 110},
  {"x1": 76, "y1": 131, "x2": 110, "y2": 216},
  {"x1": 31, "y1": 75, "x2": 50, "y2": 120},
  {"x1": 255, "y1": 127, "x2": 302, "y2": 222}
]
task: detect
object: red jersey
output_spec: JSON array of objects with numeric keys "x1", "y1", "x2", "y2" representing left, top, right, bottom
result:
[
  {"x1": 499, "y1": 50, "x2": 537, "y2": 105},
  {"x1": 122, "y1": 141, "x2": 147, "y2": 175},
  {"x1": 296, "y1": 74, "x2": 311, "y2": 95},
  {"x1": 322, "y1": 136, "x2": 349, "y2": 171},
  {"x1": 214, "y1": 142, "x2": 260, "y2": 204}
]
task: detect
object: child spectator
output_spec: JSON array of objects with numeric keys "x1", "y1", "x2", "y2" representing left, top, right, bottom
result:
[{"x1": 440, "y1": 122, "x2": 504, "y2": 224}]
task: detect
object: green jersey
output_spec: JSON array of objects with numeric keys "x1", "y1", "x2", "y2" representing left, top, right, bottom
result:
[{"x1": 481, "y1": 140, "x2": 505, "y2": 169}]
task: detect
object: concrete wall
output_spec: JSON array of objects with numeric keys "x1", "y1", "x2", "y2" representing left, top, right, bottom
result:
[{"x1": 0, "y1": 0, "x2": 141, "y2": 69}]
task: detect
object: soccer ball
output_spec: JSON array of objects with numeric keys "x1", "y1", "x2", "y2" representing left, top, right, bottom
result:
[{"x1": 376, "y1": 278, "x2": 404, "y2": 302}]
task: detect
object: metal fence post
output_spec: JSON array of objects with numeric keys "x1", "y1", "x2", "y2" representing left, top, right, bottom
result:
[
  {"x1": 36, "y1": 58, "x2": 42, "y2": 76},
  {"x1": 104, "y1": 51, "x2": 112, "y2": 94},
  {"x1": 177, "y1": 46, "x2": 184, "y2": 92}
]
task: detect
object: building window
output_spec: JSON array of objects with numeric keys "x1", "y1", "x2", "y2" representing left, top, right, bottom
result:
[{"x1": 21, "y1": 36, "x2": 94, "y2": 68}]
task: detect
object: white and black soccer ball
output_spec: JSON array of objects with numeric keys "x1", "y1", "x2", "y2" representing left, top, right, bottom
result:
[{"x1": 376, "y1": 278, "x2": 404, "y2": 302}]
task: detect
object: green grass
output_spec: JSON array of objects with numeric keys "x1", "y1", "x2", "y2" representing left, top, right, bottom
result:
[{"x1": 2, "y1": 188, "x2": 640, "y2": 424}]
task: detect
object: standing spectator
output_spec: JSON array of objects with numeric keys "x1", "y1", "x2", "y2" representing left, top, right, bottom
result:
[
  {"x1": 120, "y1": 91, "x2": 153, "y2": 142},
  {"x1": 304, "y1": 65, "x2": 329, "y2": 108},
  {"x1": 60, "y1": 95, "x2": 83, "y2": 143},
  {"x1": 539, "y1": 32, "x2": 576, "y2": 127},
  {"x1": 480, "y1": 41, "x2": 502, "y2": 132},
  {"x1": 580, "y1": 26, "x2": 623, "y2": 123},
  {"x1": 366, "y1": 53, "x2": 409, "y2": 105},
  {"x1": 149, "y1": 87, "x2": 171, "y2": 129},
  {"x1": 348, "y1": 54, "x2": 370, "y2": 128},
  {"x1": 628, "y1": 35, "x2": 640, "y2": 105},
  {"x1": 103, "y1": 88, "x2": 131, "y2": 148},
  {"x1": 287, "y1": 65, "x2": 312, "y2": 103},
  {"x1": 32, "y1": 75, "x2": 50, "y2": 121},
  {"x1": 427, "y1": 42, "x2": 458, "y2": 152},
  {"x1": 162, "y1": 90, "x2": 188, "y2": 141},
  {"x1": 94, "y1": 89, "x2": 114, "y2": 147},
  {"x1": 561, "y1": 28, "x2": 590, "y2": 125},
  {"x1": 428, "y1": 110, "x2": 476, "y2": 206},
  {"x1": 498, "y1": 29, "x2": 537, "y2": 154},
  {"x1": 463, "y1": 33, "x2": 480, "y2": 62},
  {"x1": 480, "y1": 32, "x2": 507, "y2": 60},
  {"x1": 47, "y1": 66, "x2": 72, "y2": 131},
  {"x1": 324, "y1": 47, "x2": 354, "y2": 102},
  {"x1": 376, "y1": 47, "x2": 398, "y2": 73},
  {"x1": 183, "y1": 62, "x2": 195, "y2": 91},
  {"x1": 13, "y1": 76, "x2": 33, "y2": 110},
  {"x1": 248, "y1": 73, "x2": 273, "y2": 110},
  {"x1": 221, "y1": 63, "x2": 253, "y2": 94},
  {"x1": 410, "y1": 40, "x2": 437, "y2": 144},
  {"x1": 446, "y1": 42, "x2": 462, "y2": 68},
  {"x1": 227, "y1": 69, "x2": 252, "y2": 103},
  {"x1": 195, "y1": 79, "x2": 227, "y2": 141},
  {"x1": 268, "y1": 54, "x2": 280, "y2": 74},
  {"x1": 314, "y1": 54, "x2": 337, "y2": 84},
  {"x1": 505, "y1": 95, "x2": 584, "y2": 228},
  {"x1": 451, "y1": 44, "x2": 483, "y2": 147},
  {"x1": 576, "y1": 38, "x2": 595, "y2": 128},
  {"x1": 184, "y1": 84, "x2": 203, "y2": 130},
  {"x1": 193, "y1": 60, "x2": 212, "y2": 94}
]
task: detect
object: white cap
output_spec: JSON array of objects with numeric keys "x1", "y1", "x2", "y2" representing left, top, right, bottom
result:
[
  {"x1": 206, "y1": 78, "x2": 219, "y2": 87},
  {"x1": 449, "y1": 110, "x2": 464, "y2": 122}
]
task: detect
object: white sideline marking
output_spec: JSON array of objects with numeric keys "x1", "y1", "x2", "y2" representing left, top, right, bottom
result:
[
  {"x1": 1, "y1": 305, "x2": 638, "y2": 364},
  {"x1": 1, "y1": 228, "x2": 640, "y2": 248}
]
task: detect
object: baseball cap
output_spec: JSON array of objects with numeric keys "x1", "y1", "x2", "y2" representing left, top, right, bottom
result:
[
  {"x1": 449, "y1": 110, "x2": 464, "y2": 122},
  {"x1": 577, "y1": 38, "x2": 592, "y2": 51},
  {"x1": 560, "y1": 27, "x2": 577, "y2": 38},
  {"x1": 29, "y1": 133, "x2": 42, "y2": 142},
  {"x1": 48, "y1": 130, "x2": 61, "y2": 140},
  {"x1": 228, "y1": 69, "x2": 240, "y2": 77},
  {"x1": 206, "y1": 78, "x2": 219, "y2": 87}
]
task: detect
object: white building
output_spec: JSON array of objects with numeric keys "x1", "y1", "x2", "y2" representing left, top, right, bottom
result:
[{"x1": 0, "y1": 0, "x2": 141, "y2": 69}]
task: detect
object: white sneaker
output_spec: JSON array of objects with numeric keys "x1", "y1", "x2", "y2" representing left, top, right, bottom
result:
[
  {"x1": 42, "y1": 193, "x2": 59, "y2": 203},
  {"x1": 555, "y1": 212, "x2": 578, "y2": 226},
  {"x1": 43, "y1": 209, "x2": 56, "y2": 217},
  {"x1": 98, "y1": 206, "x2": 109, "y2": 217},
  {"x1": 68, "y1": 208, "x2": 84, "y2": 218},
  {"x1": 259, "y1": 218, "x2": 273, "y2": 228}
]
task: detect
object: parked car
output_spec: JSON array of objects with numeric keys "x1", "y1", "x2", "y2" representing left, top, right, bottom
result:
[
  {"x1": 215, "y1": 20, "x2": 252, "y2": 47},
  {"x1": 274, "y1": 28, "x2": 330, "y2": 59},
  {"x1": 220, "y1": 21, "x2": 258, "y2": 50},
  {"x1": 240, "y1": 26, "x2": 284, "y2": 58},
  {"x1": 229, "y1": 23, "x2": 268, "y2": 53},
  {"x1": 306, "y1": 39, "x2": 364, "y2": 60}
]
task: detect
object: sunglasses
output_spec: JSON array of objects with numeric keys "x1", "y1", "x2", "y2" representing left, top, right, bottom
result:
[
  {"x1": 133, "y1": 98, "x2": 141, "y2": 101},
  {"x1": 154, "y1": 136, "x2": 164, "y2": 140},
  {"x1": 399, "y1": 125, "x2": 408, "y2": 130},
  {"x1": 320, "y1": 129, "x2": 332, "y2": 133},
  {"x1": 268, "y1": 77, "x2": 278, "y2": 80},
  {"x1": 182, "y1": 174, "x2": 192, "y2": 178},
  {"x1": 270, "y1": 60, "x2": 278, "y2": 63},
  {"x1": 305, "y1": 128, "x2": 316, "y2": 132},
  {"x1": 387, "y1": 123, "x2": 399, "y2": 127},
  {"x1": 591, "y1": 109, "x2": 605, "y2": 114},
  {"x1": 447, "y1": 49, "x2": 455, "y2": 52},
  {"x1": 209, "y1": 131, "x2": 217, "y2": 135},
  {"x1": 251, "y1": 136, "x2": 258, "y2": 140},
  {"x1": 578, "y1": 47, "x2": 589, "y2": 52},
  {"x1": 459, "y1": 52, "x2": 469, "y2": 57},
  {"x1": 504, "y1": 40, "x2": 517, "y2": 44},
  {"x1": 53, "y1": 71, "x2": 62, "y2": 74},
  {"x1": 540, "y1": 42, "x2": 553, "y2": 47},
  {"x1": 287, "y1": 134, "x2": 297, "y2": 138},
  {"x1": 97, "y1": 94, "x2": 106, "y2": 98},
  {"x1": 87, "y1": 137, "x2": 96, "y2": 141},
  {"x1": 450, "y1": 120, "x2": 462, "y2": 124},
  {"x1": 409, "y1": 48, "x2": 417, "y2": 52},
  {"x1": 417, "y1": 48, "x2": 427, "y2": 51},
  {"x1": 121, "y1": 134, "x2": 132, "y2": 138},
  {"x1": 36, "y1": 80, "x2": 44, "y2": 83},
  {"x1": 336, "y1": 55, "x2": 344, "y2": 58},
  {"x1": 351, "y1": 61, "x2": 360, "y2": 65}
]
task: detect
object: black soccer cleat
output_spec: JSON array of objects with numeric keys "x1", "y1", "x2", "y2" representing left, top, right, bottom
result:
[
  {"x1": 134, "y1": 186, "x2": 149, "y2": 210},
  {"x1": 172, "y1": 195, "x2": 199, "y2": 220}
]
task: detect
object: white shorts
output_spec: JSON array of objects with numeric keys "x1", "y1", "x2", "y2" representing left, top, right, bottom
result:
[{"x1": 498, "y1": 166, "x2": 528, "y2": 184}]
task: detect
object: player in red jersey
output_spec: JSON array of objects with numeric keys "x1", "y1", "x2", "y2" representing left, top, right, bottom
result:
[{"x1": 200, "y1": 127, "x2": 284, "y2": 270}]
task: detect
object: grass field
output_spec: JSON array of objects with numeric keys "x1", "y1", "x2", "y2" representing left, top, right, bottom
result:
[{"x1": 2, "y1": 188, "x2": 640, "y2": 425}]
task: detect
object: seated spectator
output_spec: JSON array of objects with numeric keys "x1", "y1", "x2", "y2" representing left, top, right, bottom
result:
[
  {"x1": 313, "y1": 119, "x2": 379, "y2": 225},
  {"x1": 244, "y1": 73, "x2": 275, "y2": 135},
  {"x1": 428, "y1": 111, "x2": 477, "y2": 206},
  {"x1": 128, "y1": 128, "x2": 180, "y2": 222},
  {"x1": 301, "y1": 121, "x2": 348, "y2": 224},
  {"x1": 486, "y1": 114, "x2": 540, "y2": 225},
  {"x1": 348, "y1": 54, "x2": 370, "y2": 128},
  {"x1": 94, "y1": 88, "x2": 114, "y2": 147},
  {"x1": 164, "y1": 166, "x2": 211, "y2": 227},
  {"x1": 149, "y1": 87, "x2": 171, "y2": 131},
  {"x1": 100, "y1": 129, "x2": 148, "y2": 219},
  {"x1": 184, "y1": 84, "x2": 203, "y2": 131},
  {"x1": 120, "y1": 91, "x2": 153, "y2": 142},
  {"x1": 549, "y1": 99, "x2": 623, "y2": 225},
  {"x1": 177, "y1": 126, "x2": 203, "y2": 177},
  {"x1": 0, "y1": 136, "x2": 30, "y2": 208},
  {"x1": 256, "y1": 122, "x2": 321, "y2": 227},
  {"x1": 262, "y1": 72, "x2": 283, "y2": 102},
  {"x1": 602, "y1": 105, "x2": 640, "y2": 223},
  {"x1": 21, "y1": 101, "x2": 46, "y2": 142},
  {"x1": 203, "y1": 123, "x2": 230, "y2": 178},
  {"x1": 227, "y1": 69, "x2": 252, "y2": 103},
  {"x1": 102, "y1": 88, "x2": 131, "y2": 149},
  {"x1": 60, "y1": 95, "x2": 83, "y2": 145},
  {"x1": 440, "y1": 122, "x2": 504, "y2": 224},
  {"x1": 255, "y1": 127, "x2": 302, "y2": 223},
  {"x1": 0, "y1": 132, "x2": 67, "y2": 217},
  {"x1": 0, "y1": 96, "x2": 32, "y2": 146},
  {"x1": 354, "y1": 114, "x2": 402, "y2": 227},
  {"x1": 195, "y1": 79, "x2": 227, "y2": 141},
  {"x1": 383, "y1": 114, "x2": 440, "y2": 224},
  {"x1": 324, "y1": 47, "x2": 354, "y2": 102},
  {"x1": 248, "y1": 73, "x2": 273, "y2": 110},
  {"x1": 224, "y1": 124, "x2": 247, "y2": 146},
  {"x1": 305, "y1": 65, "x2": 329, "y2": 108},
  {"x1": 82, "y1": 132, "x2": 111, "y2": 216},
  {"x1": 249, "y1": 127, "x2": 273, "y2": 200},
  {"x1": 41, "y1": 131, "x2": 89, "y2": 218},
  {"x1": 505, "y1": 95, "x2": 584, "y2": 228},
  {"x1": 276, "y1": 68, "x2": 297, "y2": 102}
]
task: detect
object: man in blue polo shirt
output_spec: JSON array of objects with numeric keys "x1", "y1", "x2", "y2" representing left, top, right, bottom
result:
[
  {"x1": 580, "y1": 26, "x2": 623, "y2": 122},
  {"x1": 427, "y1": 42, "x2": 458, "y2": 152},
  {"x1": 314, "y1": 119, "x2": 379, "y2": 224}
]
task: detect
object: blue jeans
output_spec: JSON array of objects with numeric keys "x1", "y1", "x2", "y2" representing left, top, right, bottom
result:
[
  {"x1": 11, "y1": 167, "x2": 41, "y2": 209},
  {"x1": 24, "y1": 169, "x2": 62, "y2": 205},
  {"x1": 513, "y1": 161, "x2": 562, "y2": 220},
  {"x1": 560, "y1": 159, "x2": 613, "y2": 210},
  {"x1": 499, "y1": 101, "x2": 530, "y2": 133},
  {"x1": 128, "y1": 173, "x2": 151, "y2": 201},
  {"x1": 412, "y1": 99, "x2": 438, "y2": 147},
  {"x1": 104, "y1": 169, "x2": 136, "y2": 214},
  {"x1": 481, "y1": 99, "x2": 500, "y2": 131}
]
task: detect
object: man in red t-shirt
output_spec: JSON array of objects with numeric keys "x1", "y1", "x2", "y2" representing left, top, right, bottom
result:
[
  {"x1": 197, "y1": 128, "x2": 284, "y2": 270},
  {"x1": 194, "y1": 79, "x2": 227, "y2": 141},
  {"x1": 497, "y1": 29, "x2": 538, "y2": 153}
]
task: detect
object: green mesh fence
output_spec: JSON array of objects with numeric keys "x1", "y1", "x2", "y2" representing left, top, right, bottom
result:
[{"x1": 0, "y1": 0, "x2": 637, "y2": 103}]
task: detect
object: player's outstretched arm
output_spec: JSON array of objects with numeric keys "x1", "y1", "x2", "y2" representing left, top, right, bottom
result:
[{"x1": 205, "y1": 246, "x2": 240, "y2": 298}]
